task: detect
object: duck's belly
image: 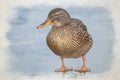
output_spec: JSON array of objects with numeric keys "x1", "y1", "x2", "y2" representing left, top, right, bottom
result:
[{"x1": 46, "y1": 33, "x2": 86, "y2": 58}]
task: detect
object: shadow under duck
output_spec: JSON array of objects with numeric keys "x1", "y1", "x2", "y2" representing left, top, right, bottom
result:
[{"x1": 37, "y1": 8, "x2": 93, "y2": 72}]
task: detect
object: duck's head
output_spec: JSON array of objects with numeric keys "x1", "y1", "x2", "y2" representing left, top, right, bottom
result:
[{"x1": 37, "y1": 8, "x2": 71, "y2": 29}]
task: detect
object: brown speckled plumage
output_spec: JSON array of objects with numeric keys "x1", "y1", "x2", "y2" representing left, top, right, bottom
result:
[
  {"x1": 37, "y1": 8, "x2": 93, "y2": 72},
  {"x1": 47, "y1": 18, "x2": 93, "y2": 58}
]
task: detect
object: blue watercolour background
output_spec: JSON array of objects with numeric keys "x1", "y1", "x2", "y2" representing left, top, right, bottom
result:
[{"x1": 7, "y1": 6, "x2": 114, "y2": 74}]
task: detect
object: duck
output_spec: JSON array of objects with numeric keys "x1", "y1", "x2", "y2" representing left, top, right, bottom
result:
[{"x1": 37, "y1": 8, "x2": 93, "y2": 72}]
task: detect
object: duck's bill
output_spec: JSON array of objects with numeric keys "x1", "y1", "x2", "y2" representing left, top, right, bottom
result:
[{"x1": 37, "y1": 20, "x2": 52, "y2": 29}]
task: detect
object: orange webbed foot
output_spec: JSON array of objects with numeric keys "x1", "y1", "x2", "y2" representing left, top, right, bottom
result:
[
  {"x1": 55, "y1": 66, "x2": 73, "y2": 72},
  {"x1": 75, "y1": 66, "x2": 91, "y2": 72}
]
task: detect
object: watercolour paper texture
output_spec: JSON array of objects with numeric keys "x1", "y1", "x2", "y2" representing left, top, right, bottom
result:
[{"x1": 0, "y1": 0, "x2": 120, "y2": 80}]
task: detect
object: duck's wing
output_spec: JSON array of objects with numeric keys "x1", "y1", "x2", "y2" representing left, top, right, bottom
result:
[
  {"x1": 68, "y1": 18, "x2": 93, "y2": 46},
  {"x1": 67, "y1": 18, "x2": 89, "y2": 40},
  {"x1": 71, "y1": 18, "x2": 87, "y2": 31}
]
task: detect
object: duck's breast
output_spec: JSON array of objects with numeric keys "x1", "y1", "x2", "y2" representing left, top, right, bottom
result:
[{"x1": 46, "y1": 26, "x2": 83, "y2": 58}]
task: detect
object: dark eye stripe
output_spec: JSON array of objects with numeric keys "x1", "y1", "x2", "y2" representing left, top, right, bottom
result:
[
  {"x1": 50, "y1": 12, "x2": 64, "y2": 18},
  {"x1": 51, "y1": 11, "x2": 65, "y2": 16},
  {"x1": 50, "y1": 14, "x2": 65, "y2": 21},
  {"x1": 49, "y1": 10, "x2": 67, "y2": 18}
]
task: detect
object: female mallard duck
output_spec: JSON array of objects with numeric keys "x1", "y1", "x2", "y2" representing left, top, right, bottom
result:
[{"x1": 37, "y1": 8, "x2": 93, "y2": 72}]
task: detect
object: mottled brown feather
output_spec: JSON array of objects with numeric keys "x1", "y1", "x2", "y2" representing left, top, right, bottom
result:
[{"x1": 47, "y1": 18, "x2": 93, "y2": 58}]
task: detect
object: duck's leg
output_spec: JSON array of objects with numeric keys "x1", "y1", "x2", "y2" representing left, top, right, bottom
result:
[
  {"x1": 75, "y1": 54, "x2": 91, "y2": 72},
  {"x1": 55, "y1": 57, "x2": 73, "y2": 72}
]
